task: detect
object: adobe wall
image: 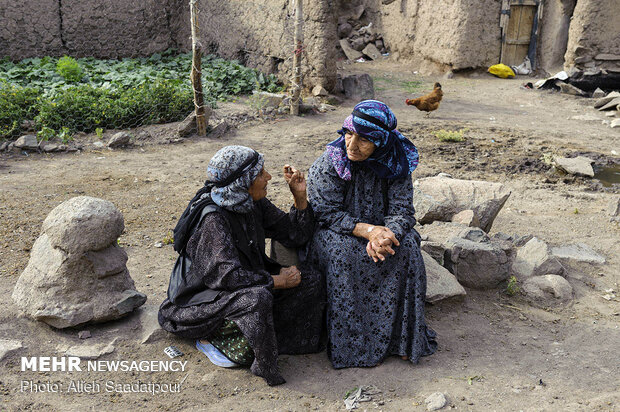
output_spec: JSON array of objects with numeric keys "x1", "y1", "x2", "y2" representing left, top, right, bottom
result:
[
  {"x1": 195, "y1": 0, "x2": 338, "y2": 89},
  {"x1": 345, "y1": 0, "x2": 503, "y2": 73},
  {"x1": 538, "y1": 0, "x2": 577, "y2": 74},
  {"x1": 564, "y1": 0, "x2": 620, "y2": 73},
  {"x1": 0, "y1": 0, "x2": 185, "y2": 60}
]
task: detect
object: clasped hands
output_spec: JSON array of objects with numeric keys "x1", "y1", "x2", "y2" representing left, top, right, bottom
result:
[
  {"x1": 365, "y1": 226, "x2": 400, "y2": 263},
  {"x1": 272, "y1": 265, "x2": 302, "y2": 289}
]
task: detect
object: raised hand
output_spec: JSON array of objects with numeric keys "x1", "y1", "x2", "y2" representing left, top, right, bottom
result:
[{"x1": 283, "y1": 164, "x2": 308, "y2": 210}]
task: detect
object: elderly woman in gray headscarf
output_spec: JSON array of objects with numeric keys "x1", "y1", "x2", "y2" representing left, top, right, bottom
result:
[{"x1": 158, "y1": 145, "x2": 324, "y2": 386}]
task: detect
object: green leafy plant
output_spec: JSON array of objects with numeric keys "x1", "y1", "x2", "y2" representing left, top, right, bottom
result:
[
  {"x1": 37, "y1": 126, "x2": 55, "y2": 142},
  {"x1": 95, "y1": 127, "x2": 104, "y2": 139},
  {"x1": 433, "y1": 129, "x2": 466, "y2": 142},
  {"x1": 58, "y1": 126, "x2": 73, "y2": 143},
  {"x1": 0, "y1": 81, "x2": 40, "y2": 139},
  {"x1": 56, "y1": 56, "x2": 83, "y2": 83},
  {"x1": 162, "y1": 231, "x2": 174, "y2": 245},
  {"x1": 506, "y1": 276, "x2": 519, "y2": 296}
]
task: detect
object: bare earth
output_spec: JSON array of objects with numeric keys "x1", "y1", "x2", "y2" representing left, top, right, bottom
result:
[{"x1": 1, "y1": 61, "x2": 619, "y2": 411}]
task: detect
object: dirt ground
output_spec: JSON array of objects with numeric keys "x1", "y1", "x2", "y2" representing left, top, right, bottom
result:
[{"x1": 1, "y1": 60, "x2": 619, "y2": 411}]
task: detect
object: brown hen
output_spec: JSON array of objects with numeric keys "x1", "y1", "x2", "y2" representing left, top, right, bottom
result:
[{"x1": 405, "y1": 82, "x2": 443, "y2": 117}]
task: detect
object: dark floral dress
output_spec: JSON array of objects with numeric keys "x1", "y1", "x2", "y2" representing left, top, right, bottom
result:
[
  {"x1": 307, "y1": 151, "x2": 437, "y2": 368},
  {"x1": 158, "y1": 198, "x2": 325, "y2": 386}
]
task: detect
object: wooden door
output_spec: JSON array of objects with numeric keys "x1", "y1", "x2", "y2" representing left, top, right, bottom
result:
[{"x1": 500, "y1": 0, "x2": 538, "y2": 67}]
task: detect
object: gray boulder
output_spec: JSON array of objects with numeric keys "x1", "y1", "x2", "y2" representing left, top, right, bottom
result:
[
  {"x1": 451, "y1": 209, "x2": 480, "y2": 227},
  {"x1": 553, "y1": 156, "x2": 595, "y2": 177},
  {"x1": 423, "y1": 251, "x2": 466, "y2": 303},
  {"x1": 592, "y1": 88, "x2": 606, "y2": 98},
  {"x1": 443, "y1": 235, "x2": 513, "y2": 289},
  {"x1": 598, "y1": 97, "x2": 620, "y2": 111},
  {"x1": 594, "y1": 91, "x2": 620, "y2": 108},
  {"x1": 522, "y1": 275, "x2": 573, "y2": 304},
  {"x1": 342, "y1": 74, "x2": 375, "y2": 101},
  {"x1": 413, "y1": 174, "x2": 511, "y2": 232},
  {"x1": 551, "y1": 243, "x2": 605, "y2": 264},
  {"x1": 512, "y1": 237, "x2": 564, "y2": 279},
  {"x1": 12, "y1": 196, "x2": 146, "y2": 328},
  {"x1": 362, "y1": 43, "x2": 381, "y2": 60},
  {"x1": 107, "y1": 131, "x2": 131, "y2": 148},
  {"x1": 338, "y1": 22, "x2": 353, "y2": 38},
  {"x1": 339, "y1": 39, "x2": 364, "y2": 61},
  {"x1": 177, "y1": 112, "x2": 197, "y2": 137},
  {"x1": 14, "y1": 135, "x2": 39, "y2": 150}
]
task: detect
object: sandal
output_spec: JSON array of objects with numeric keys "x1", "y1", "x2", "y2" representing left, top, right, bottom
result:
[{"x1": 195, "y1": 340, "x2": 239, "y2": 368}]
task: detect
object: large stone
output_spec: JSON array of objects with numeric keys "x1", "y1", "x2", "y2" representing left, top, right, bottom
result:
[
  {"x1": 12, "y1": 196, "x2": 146, "y2": 328},
  {"x1": 42, "y1": 196, "x2": 124, "y2": 254},
  {"x1": 597, "y1": 97, "x2": 620, "y2": 111},
  {"x1": 413, "y1": 174, "x2": 511, "y2": 232},
  {"x1": 362, "y1": 43, "x2": 381, "y2": 60},
  {"x1": 522, "y1": 275, "x2": 573, "y2": 304},
  {"x1": 551, "y1": 243, "x2": 605, "y2": 265},
  {"x1": 312, "y1": 85, "x2": 329, "y2": 97},
  {"x1": 611, "y1": 119, "x2": 620, "y2": 128},
  {"x1": 107, "y1": 131, "x2": 131, "y2": 148},
  {"x1": 351, "y1": 37, "x2": 367, "y2": 52},
  {"x1": 337, "y1": 22, "x2": 353, "y2": 38},
  {"x1": 512, "y1": 237, "x2": 564, "y2": 280},
  {"x1": 14, "y1": 135, "x2": 39, "y2": 150},
  {"x1": 425, "y1": 392, "x2": 448, "y2": 411},
  {"x1": 339, "y1": 39, "x2": 363, "y2": 61},
  {"x1": 592, "y1": 88, "x2": 606, "y2": 98},
  {"x1": 177, "y1": 112, "x2": 197, "y2": 138},
  {"x1": 0, "y1": 339, "x2": 23, "y2": 361},
  {"x1": 553, "y1": 156, "x2": 595, "y2": 177},
  {"x1": 342, "y1": 74, "x2": 375, "y2": 101},
  {"x1": 443, "y1": 236, "x2": 513, "y2": 289},
  {"x1": 423, "y1": 251, "x2": 466, "y2": 303},
  {"x1": 451, "y1": 209, "x2": 480, "y2": 227},
  {"x1": 593, "y1": 92, "x2": 620, "y2": 109}
]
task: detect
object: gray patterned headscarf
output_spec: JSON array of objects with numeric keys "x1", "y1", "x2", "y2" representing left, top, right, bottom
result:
[{"x1": 207, "y1": 145, "x2": 265, "y2": 213}]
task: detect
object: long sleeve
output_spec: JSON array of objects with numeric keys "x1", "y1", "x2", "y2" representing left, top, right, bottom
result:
[
  {"x1": 258, "y1": 198, "x2": 315, "y2": 248},
  {"x1": 383, "y1": 176, "x2": 417, "y2": 240},
  {"x1": 307, "y1": 152, "x2": 360, "y2": 234},
  {"x1": 186, "y1": 212, "x2": 273, "y2": 291}
]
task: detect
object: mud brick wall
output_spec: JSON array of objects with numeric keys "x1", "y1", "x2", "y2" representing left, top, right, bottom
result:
[
  {"x1": 195, "y1": 0, "x2": 338, "y2": 89},
  {"x1": 0, "y1": 0, "x2": 185, "y2": 60},
  {"x1": 564, "y1": 0, "x2": 620, "y2": 73}
]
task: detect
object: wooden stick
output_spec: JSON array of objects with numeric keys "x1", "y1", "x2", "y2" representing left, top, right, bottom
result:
[
  {"x1": 190, "y1": 0, "x2": 207, "y2": 136},
  {"x1": 290, "y1": 0, "x2": 303, "y2": 116}
]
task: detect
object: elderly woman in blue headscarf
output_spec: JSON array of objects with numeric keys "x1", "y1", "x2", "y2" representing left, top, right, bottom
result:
[
  {"x1": 158, "y1": 145, "x2": 324, "y2": 386},
  {"x1": 307, "y1": 100, "x2": 437, "y2": 369}
]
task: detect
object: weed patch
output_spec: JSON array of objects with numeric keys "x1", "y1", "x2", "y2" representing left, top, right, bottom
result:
[{"x1": 433, "y1": 129, "x2": 466, "y2": 142}]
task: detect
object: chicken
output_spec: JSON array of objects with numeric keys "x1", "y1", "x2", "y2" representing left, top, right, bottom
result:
[{"x1": 405, "y1": 82, "x2": 443, "y2": 117}]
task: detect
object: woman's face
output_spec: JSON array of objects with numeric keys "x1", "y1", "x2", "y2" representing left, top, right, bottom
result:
[
  {"x1": 345, "y1": 130, "x2": 375, "y2": 161},
  {"x1": 248, "y1": 167, "x2": 272, "y2": 201}
]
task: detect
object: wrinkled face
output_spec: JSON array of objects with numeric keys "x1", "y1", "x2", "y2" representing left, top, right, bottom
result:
[
  {"x1": 248, "y1": 167, "x2": 272, "y2": 201},
  {"x1": 344, "y1": 130, "x2": 376, "y2": 161}
]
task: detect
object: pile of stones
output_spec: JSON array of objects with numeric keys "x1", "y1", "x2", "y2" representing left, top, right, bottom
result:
[{"x1": 337, "y1": 5, "x2": 386, "y2": 62}]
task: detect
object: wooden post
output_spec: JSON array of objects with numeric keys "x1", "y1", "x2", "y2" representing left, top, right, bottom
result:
[
  {"x1": 290, "y1": 0, "x2": 303, "y2": 116},
  {"x1": 190, "y1": 0, "x2": 207, "y2": 136}
]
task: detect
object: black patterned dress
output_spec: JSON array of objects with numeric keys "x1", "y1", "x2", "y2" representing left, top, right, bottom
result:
[
  {"x1": 158, "y1": 198, "x2": 324, "y2": 386},
  {"x1": 306, "y1": 151, "x2": 437, "y2": 368}
]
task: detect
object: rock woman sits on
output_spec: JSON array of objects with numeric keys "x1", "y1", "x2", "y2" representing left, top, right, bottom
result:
[
  {"x1": 158, "y1": 145, "x2": 324, "y2": 386},
  {"x1": 306, "y1": 100, "x2": 437, "y2": 369}
]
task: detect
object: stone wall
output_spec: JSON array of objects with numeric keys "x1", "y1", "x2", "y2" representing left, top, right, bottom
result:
[
  {"x1": 564, "y1": 0, "x2": 620, "y2": 73},
  {"x1": 0, "y1": 0, "x2": 185, "y2": 60}
]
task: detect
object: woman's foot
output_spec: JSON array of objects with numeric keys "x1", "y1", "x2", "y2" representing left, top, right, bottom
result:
[
  {"x1": 401, "y1": 356, "x2": 409, "y2": 361},
  {"x1": 195, "y1": 339, "x2": 239, "y2": 368}
]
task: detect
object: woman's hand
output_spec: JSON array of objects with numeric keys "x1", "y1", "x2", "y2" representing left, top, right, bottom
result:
[
  {"x1": 283, "y1": 164, "x2": 308, "y2": 210},
  {"x1": 366, "y1": 227, "x2": 400, "y2": 263},
  {"x1": 272, "y1": 265, "x2": 302, "y2": 289}
]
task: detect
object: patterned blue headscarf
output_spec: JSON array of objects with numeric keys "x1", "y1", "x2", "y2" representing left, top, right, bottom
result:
[
  {"x1": 207, "y1": 145, "x2": 265, "y2": 213},
  {"x1": 326, "y1": 100, "x2": 419, "y2": 180}
]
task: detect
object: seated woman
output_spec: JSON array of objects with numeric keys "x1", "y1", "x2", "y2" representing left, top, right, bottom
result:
[
  {"x1": 158, "y1": 145, "x2": 324, "y2": 386},
  {"x1": 306, "y1": 100, "x2": 437, "y2": 369}
]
